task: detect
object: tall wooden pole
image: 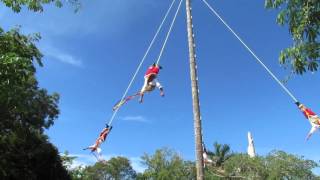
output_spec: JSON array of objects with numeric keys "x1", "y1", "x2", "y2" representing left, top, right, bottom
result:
[{"x1": 185, "y1": 0, "x2": 204, "y2": 179}]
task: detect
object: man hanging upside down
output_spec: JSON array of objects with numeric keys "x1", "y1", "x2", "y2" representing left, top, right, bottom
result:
[
  {"x1": 83, "y1": 124, "x2": 113, "y2": 160},
  {"x1": 202, "y1": 144, "x2": 213, "y2": 167},
  {"x1": 296, "y1": 102, "x2": 320, "y2": 140},
  {"x1": 139, "y1": 63, "x2": 164, "y2": 103}
]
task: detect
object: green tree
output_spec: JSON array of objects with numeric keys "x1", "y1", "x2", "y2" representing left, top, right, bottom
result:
[
  {"x1": 0, "y1": 27, "x2": 70, "y2": 179},
  {"x1": 224, "y1": 154, "x2": 268, "y2": 179},
  {"x1": 1, "y1": 0, "x2": 80, "y2": 13},
  {"x1": 81, "y1": 157, "x2": 137, "y2": 180},
  {"x1": 207, "y1": 142, "x2": 232, "y2": 168},
  {"x1": 0, "y1": 0, "x2": 81, "y2": 178},
  {"x1": 265, "y1": 150, "x2": 318, "y2": 179},
  {"x1": 265, "y1": 0, "x2": 320, "y2": 74},
  {"x1": 0, "y1": 27, "x2": 59, "y2": 133},
  {"x1": 61, "y1": 151, "x2": 86, "y2": 179},
  {"x1": 61, "y1": 151, "x2": 77, "y2": 170},
  {"x1": 139, "y1": 148, "x2": 196, "y2": 180},
  {"x1": 223, "y1": 151, "x2": 319, "y2": 180}
]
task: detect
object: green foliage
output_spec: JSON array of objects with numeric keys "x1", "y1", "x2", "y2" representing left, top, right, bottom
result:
[
  {"x1": 223, "y1": 151, "x2": 319, "y2": 179},
  {"x1": 139, "y1": 148, "x2": 196, "y2": 180},
  {"x1": 265, "y1": 0, "x2": 320, "y2": 74},
  {"x1": 81, "y1": 157, "x2": 137, "y2": 180},
  {"x1": 0, "y1": 27, "x2": 69, "y2": 179},
  {"x1": 61, "y1": 152, "x2": 85, "y2": 180},
  {"x1": 61, "y1": 151, "x2": 77, "y2": 169},
  {"x1": 204, "y1": 166, "x2": 229, "y2": 180},
  {"x1": 265, "y1": 150, "x2": 318, "y2": 179},
  {"x1": 0, "y1": 0, "x2": 81, "y2": 178},
  {"x1": 69, "y1": 166, "x2": 86, "y2": 180},
  {"x1": 224, "y1": 154, "x2": 268, "y2": 179},
  {"x1": 62, "y1": 148, "x2": 320, "y2": 180},
  {"x1": 0, "y1": 124, "x2": 70, "y2": 179},
  {"x1": 207, "y1": 142, "x2": 233, "y2": 167},
  {"x1": 0, "y1": 27, "x2": 59, "y2": 131},
  {"x1": 1, "y1": 0, "x2": 81, "y2": 13}
]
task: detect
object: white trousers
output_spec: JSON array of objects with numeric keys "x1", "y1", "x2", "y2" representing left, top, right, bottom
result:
[
  {"x1": 308, "y1": 115, "x2": 320, "y2": 125},
  {"x1": 141, "y1": 76, "x2": 162, "y2": 93}
]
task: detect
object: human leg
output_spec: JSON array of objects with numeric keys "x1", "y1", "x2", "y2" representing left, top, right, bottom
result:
[
  {"x1": 154, "y1": 79, "x2": 164, "y2": 96},
  {"x1": 139, "y1": 76, "x2": 149, "y2": 103},
  {"x1": 309, "y1": 115, "x2": 320, "y2": 126}
]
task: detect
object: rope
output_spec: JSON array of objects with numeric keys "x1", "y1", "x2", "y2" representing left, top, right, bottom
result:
[
  {"x1": 156, "y1": 0, "x2": 184, "y2": 65},
  {"x1": 201, "y1": 0, "x2": 298, "y2": 103},
  {"x1": 107, "y1": 0, "x2": 177, "y2": 126}
]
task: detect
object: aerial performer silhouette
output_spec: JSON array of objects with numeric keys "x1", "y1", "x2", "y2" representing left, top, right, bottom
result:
[
  {"x1": 83, "y1": 125, "x2": 113, "y2": 160},
  {"x1": 139, "y1": 63, "x2": 164, "y2": 103},
  {"x1": 296, "y1": 102, "x2": 320, "y2": 140},
  {"x1": 112, "y1": 63, "x2": 164, "y2": 111}
]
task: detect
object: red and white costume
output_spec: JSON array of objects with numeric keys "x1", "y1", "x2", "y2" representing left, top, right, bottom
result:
[
  {"x1": 84, "y1": 126, "x2": 112, "y2": 160},
  {"x1": 141, "y1": 65, "x2": 163, "y2": 93},
  {"x1": 299, "y1": 106, "x2": 320, "y2": 140},
  {"x1": 99, "y1": 127, "x2": 111, "y2": 142},
  {"x1": 302, "y1": 108, "x2": 320, "y2": 124},
  {"x1": 145, "y1": 65, "x2": 160, "y2": 77}
]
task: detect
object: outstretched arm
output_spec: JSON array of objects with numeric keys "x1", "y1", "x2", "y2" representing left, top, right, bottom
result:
[{"x1": 139, "y1": 93, "x2": 144, "y2": 103}]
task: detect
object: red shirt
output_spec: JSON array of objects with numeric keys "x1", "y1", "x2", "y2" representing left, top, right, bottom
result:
[
  {"x1": 99, "y1": 128, "x2": 110, "y2": 142},
  {"x1": 145, "y1": 66, "x2": 160, "y2": 76},
  {"x1": 303, "y1": 108, "x2": 316, "y2": 119}
]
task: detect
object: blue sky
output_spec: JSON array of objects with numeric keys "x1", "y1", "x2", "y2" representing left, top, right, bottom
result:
[{"x1": 2, "y1": 0, "x2": 320, "y2": 172}]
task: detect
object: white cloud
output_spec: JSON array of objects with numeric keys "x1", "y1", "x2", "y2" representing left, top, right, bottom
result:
[
  {"x1": 130, "y1": 157, "x2": 146, "y2": 173},
  {"x1": 41, "y1": 45, "x2": 83, "y2": 67},
  {"x1": 70, "y1": 159, "x2": 87, "y2": 169},
  {"x1": 67, "y1": 153, "x2": 96, "y2": 169},
  {"x1": 54, "y1": 52, "x2": 83, "y2": 67},
  {"x1": 120, "y1": 116, "x2": 150, "y2": 123}
]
